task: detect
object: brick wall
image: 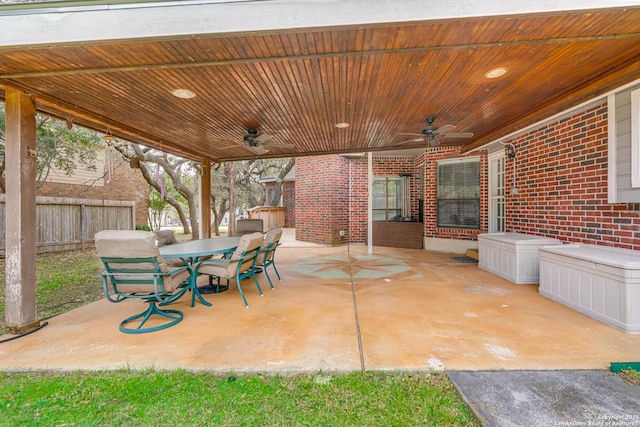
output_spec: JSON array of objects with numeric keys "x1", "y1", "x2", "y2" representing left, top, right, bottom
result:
[
  {"x1": 296, "y1": 155, "x2": 345, "y2": 245},
  {"x1": 37, "y1": 155, "x2": 149, "y2": 227},
  {"x1": 346, "y1": 158, "x2": 368, "y2": 242},
  {"x1": 283, "y1": 181, "x2": 296, "y2": 227},
  {"x1": 296, "y1": 155, "x2": 430, "y2": 245},
  {"x1": 505, "y1": 102, "x2": 640, "y2": 250}
]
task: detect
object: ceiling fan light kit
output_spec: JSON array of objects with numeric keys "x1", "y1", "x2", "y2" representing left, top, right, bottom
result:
[{"x1": 221, "y1": 129, "x2": 295, "y2": 155}]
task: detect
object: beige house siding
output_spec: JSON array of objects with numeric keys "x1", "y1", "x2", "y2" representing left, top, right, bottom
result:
[
  {"x1": 45, "y1": 148, "x2": 107, "y2": 187},
  {"x1": 613, "y1": 83, "x2": 640, "y2": 202}
]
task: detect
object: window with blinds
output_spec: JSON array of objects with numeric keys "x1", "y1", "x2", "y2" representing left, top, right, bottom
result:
[{"x1": 436, "y1": 158, "x2": 480, "y2": 228}]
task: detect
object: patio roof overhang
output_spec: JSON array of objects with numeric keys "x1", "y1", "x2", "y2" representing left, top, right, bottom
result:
[
  {"x1": 3, "y1": 0, "x2": 640, "y2": 334},
  {"x1": 1, "y1": 0, "x2": 640, "y2": 162}
]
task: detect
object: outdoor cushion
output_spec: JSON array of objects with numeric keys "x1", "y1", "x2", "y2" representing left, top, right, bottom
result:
[
  {"x1": 194, "y1": 232, "x2": 265, "y2": 306},
  {"x1": 155, "y1": 229, "x2": 178, "y2": 247},
  {"x1": 153, "y1": 230, "x2": 187, "y2": 267},
  {"x1": 258, "y1": 228, "x2": 282, "y2": 265},
  {"x1": 198, "y1": 232, "x2": 264, "y2": 278},
  {"x1": 235, "y1": 219, "x2": 264, "y2": 236},
  {"x1": 95, "y1": 230, "x2": 188, "y2": 294}
]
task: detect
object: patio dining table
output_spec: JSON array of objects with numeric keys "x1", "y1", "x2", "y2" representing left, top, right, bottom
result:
[{"x1": 160, "y1": 236, "x2": 241, "y2": 297}]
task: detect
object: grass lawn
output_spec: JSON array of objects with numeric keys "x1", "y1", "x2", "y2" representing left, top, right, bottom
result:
[
  {"x1": 0, "y1": 248, "x2": 480, "y2": 426},
  {"x1": 0, "y1": 249, "x2": 104, "y2": 335},
  {"x1": 0, "y1": 370, "x2": 479, "y2": 426}
]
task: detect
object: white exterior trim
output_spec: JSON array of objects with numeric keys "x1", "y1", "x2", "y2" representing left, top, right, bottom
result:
[
  {"x1": 1, "y1": 0, "x2": 638, "y2": 47},
  {"x1": 608, "y1": 94, "x2": 617, "y2": 203},
  {"x1": 631, "y1": 88, "x2": 640, "y2": 188},
  {"x1": 423, "y1": 236, "x2": 478, "y2": 254}
]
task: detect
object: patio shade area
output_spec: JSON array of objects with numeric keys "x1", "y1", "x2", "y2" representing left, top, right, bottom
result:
[{"x1": 1, "y1": 244, "x2": 639, "y2": 372}]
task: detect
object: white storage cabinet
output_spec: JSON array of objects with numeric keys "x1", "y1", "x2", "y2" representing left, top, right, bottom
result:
[
  {"x1": 539, "y1": 244, "x2": 640, "y2": 334},
  {"x1": 478, "y1": 232, "x2": 561, "y2": 284}
]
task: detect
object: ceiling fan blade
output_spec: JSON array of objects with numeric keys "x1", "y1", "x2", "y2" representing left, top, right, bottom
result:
[
  {"x1": 440, "y1": 132, "x2": 474, "y2": 139},
  {"x1": 434, "y1": 124, "x2": 456, "y2": 135},
  {"x1": 396, "y1": 137, "x2": 425, "y2": 145},
  {"x1": 254, "y1": 133, "x2": 273, "y2": 143},
  {"x1": 251, "y1": 145, "x2": 269, "y2": 155},
  {"x1": 263, "y1": 142, "x2": 295, "y2": 148},
  {"x1": 438, "y1": 141, "x2": 467, "y2": 146},
  {"x1": 396, "y1": 133, "x2": 425, "y2": 145}
]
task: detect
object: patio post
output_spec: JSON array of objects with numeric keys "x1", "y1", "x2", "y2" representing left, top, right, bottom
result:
[
  {"x1": 200, "y1": 160, "x2": 211, "y2": 238},
  {"x1": 367, "y1": 151, "x2": 373, "y2": 255},
  {"x1": 3, "y1": 89, "x2": 39, "y2": 333}
]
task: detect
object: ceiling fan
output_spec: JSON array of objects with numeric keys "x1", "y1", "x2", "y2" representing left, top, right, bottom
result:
[
  {"x1": 397, "y1": 117, "x2": 474, "y2": 147},
  {"x1": 221, "y1": 129, "x2": 295, "y2": 155}
]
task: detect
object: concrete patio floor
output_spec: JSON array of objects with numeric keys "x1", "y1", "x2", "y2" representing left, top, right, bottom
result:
[{"x1": 1, "y1": 242, "x2": 639, "y2": 372}]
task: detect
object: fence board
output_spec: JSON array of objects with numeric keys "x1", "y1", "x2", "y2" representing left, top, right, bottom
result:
[
  {"x1": 0, "y1": 196, "x2": 135, "y2": 255},
  {"x1": 248, "y1": 206, "x2": 285, "y2": 231}
]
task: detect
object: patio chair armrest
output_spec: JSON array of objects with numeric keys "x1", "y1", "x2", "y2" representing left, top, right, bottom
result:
[{"x1": 100, "y1": 264, "x2": 190, "y2": 277}]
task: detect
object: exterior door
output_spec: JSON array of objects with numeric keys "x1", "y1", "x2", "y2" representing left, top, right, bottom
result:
[{"x1": 488, "y1": 151, "x2": 505, "y2": 233}]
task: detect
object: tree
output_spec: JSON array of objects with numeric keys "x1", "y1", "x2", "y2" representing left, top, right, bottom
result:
[
  {"x1": 209, "y1": 158, "x2": 294, "y2": 236},
  {"x1": 111, "y1": 133, "x2": 295, "y2": 238},
  {"x1": 264, "y1": 158, "x2": 295, "y2": 206},
  {"x1": 0, "y1": 103, "x2": 101, "y2": 192},
  {"x1": 112, "y1": 142, "x2": 200, "y2": 238},
  {"x1": 147, "y1": 187, "x2": 169, "y2": 231}
]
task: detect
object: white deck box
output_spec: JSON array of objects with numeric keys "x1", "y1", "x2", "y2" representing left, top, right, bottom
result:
[
  {"x1": 539, "y1": 244, "x2": 640, "y2": 334},
  {"x1": 478, "y1": 233, "x2": 561, "y2": 284}
]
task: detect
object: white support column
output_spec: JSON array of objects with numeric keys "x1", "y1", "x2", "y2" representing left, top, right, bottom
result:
[
  {"x1": 367, "y1": 152, "x2": 373, "y2": 255},
  {"x1": 4, "y1": 89, "x2": 39, "y2": 333}
]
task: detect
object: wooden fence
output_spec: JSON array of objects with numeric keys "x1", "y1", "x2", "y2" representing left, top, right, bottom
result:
[
  {"x1": 247, "y1": 206, "x2": 285, "y2": 231},
  {"x1": 0, "y1": 196, "x2": 135, "y2": 255}
]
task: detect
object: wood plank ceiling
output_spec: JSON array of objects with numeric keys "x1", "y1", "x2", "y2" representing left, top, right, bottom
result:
[{"x1": 1, "y1": 6, "x2": 640, "y2": 161}]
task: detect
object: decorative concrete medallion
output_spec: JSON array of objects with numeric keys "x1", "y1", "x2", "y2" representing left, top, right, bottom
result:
[{"x1": 293, "y1": 254, "x2": 419, "y2": 279}]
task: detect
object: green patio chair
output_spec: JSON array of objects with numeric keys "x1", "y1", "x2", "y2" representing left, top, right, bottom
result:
[
  {"x1": 257, "y1": 228, "x2": 283, "y2": 289},
  {"x1": 96, "y1": 230, "x2": 195, "y2": 334},
  {"x1": 193, "y1": 232, "x2": 264, "y2": 307}
]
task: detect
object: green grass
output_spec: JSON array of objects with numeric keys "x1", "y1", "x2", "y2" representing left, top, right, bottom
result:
[
  {"x1": 0, "y1": 250, "x2": 104, "y2": 334},
  {"x1": 620, "y1": 369, "x2": 640, "y2": 387},
  {"x1": 0, "y1": 370, "x2": 479, "y2": 426}
]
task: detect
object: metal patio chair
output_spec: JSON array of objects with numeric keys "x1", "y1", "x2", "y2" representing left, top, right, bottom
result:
[
  {"x1": 193, "y1": 232, "x2": 264, "y2": 307},
  {"x1": 96, "y1": 230, "x2": 195, "y2": 334},
  {"x1": 257, "y1": 227, "x2": 283, "y2": 289}
]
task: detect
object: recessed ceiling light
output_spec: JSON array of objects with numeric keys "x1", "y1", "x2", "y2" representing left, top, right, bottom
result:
[
  {"x1": 484, "y1": 68, "x2": 508, "y2": 79},
  {"x1": 335, "y1": 122, "x2": 350, "y2": 128},
  {"x1": 171, "y1": 88, "x2": 196, "y2": 99}
]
